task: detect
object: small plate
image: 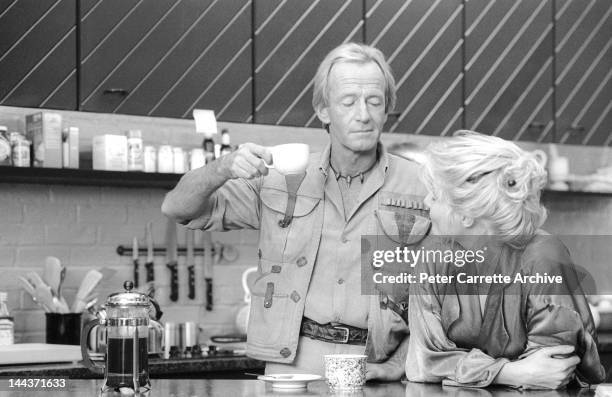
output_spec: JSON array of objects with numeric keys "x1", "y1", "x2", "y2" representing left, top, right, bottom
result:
[{"x1": 258, "y1": 374, "x2": 322, "y2": 389}]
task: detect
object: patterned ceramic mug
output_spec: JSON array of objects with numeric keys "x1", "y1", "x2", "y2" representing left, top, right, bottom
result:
[{"x1": 324, "y1": 354, "x2": 367, "y2": 390}]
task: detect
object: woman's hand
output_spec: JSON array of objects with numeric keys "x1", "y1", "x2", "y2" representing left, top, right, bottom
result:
[
  {"x1": 496, "y1": 345, "x2": 580, "y2": 389},
  {"x1": 366, "y1": 362, "x2": 404, "y2": 381}
]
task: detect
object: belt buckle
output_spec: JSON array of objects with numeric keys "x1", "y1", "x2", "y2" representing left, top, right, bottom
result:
[{"x1": 333, "y1": 326, "x2": 350, "y2": 343}]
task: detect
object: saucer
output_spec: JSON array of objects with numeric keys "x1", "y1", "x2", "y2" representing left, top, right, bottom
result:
[{"x1": 258, "y1": 374, "x2": 322, "y2": 389}]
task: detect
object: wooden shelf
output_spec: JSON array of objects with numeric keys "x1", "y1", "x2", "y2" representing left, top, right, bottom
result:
[
  {"x1": 543, "y1": 188, "x2": 612, "y2": 197},
  {"x1": 0, "y1": 166, "x2": 181, "y2": 189},
  {"x1": 1, "y1": 166, "x2": 611, "y2": 195}
]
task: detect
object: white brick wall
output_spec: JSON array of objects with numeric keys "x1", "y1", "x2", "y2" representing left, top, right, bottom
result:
[{"x1": 0, "y1": 184, "x2": 258, "y2": 343}]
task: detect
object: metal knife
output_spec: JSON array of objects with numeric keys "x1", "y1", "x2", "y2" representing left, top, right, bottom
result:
[
  {"x1": 145, "y1": 222, "x2": 155, "y2": 292},
  {"x1": 132, "y1": 236, "x2": 139, "y2": 288},
  {"x1": 165, "y1": 218, "x2": 179, "y2": 302},
  {"x1": 186, "y1": 229, "x2": 196, "y2": 300},
  {"x1": 202, "y1": 231, "x2": 214, "y2": 310}
]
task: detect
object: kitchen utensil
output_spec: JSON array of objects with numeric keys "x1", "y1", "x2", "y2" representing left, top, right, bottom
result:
[
  {"x1": 81, "y1": 281, "x2": 152, "y2": 394},
  {"x1": 165, "y1": 218, "x2": 179, "y2": 302},
  {"x1": 26, "y1": 272, "x2": 56, "y2": 312},
  {"x1": 44, "y1": 256, "x2": 62, "y2": 297},
  {"x1": 186, "y1": 229, "x2": 195, "y2": 300},
  {"x1": 210, "y1": 334, "x2": 246, "y2": 343},
  {"x1": 57, "y1": 266, "x2": 66, "y2": 302},
  {"x1": 145, "y1": 222, "x2": 155, "y2": 292},
  {"x1": 46, "y1": 312, "x2": 81, "y2": 345},
  {"x1": 86, "y1": 296, "x2": 163, "y2": 357},
  {"x1": 202, "y1": 231, "x2": 213, "y2": 310},
  {"x1": 18, "y1": 276, "x2": 50, "y2": 312},
  {"x1": 73, "y1": 270, "x2": 103, "y2": 313},
  {"x1": 132, "y1": 236, "x2": 140, "y2": 288},
  {"x1": 163, "y1": 322, "x2": 179, "y2": 359},
  {"x1": 180, "y1": 322, "x2": 199, "y2": 349},
  {"x1": 235, "y1": 267, "x2": 257, "y2": 335},
  {"x1": 43, "y1": 257, "x2": 70, "y2": 313}
]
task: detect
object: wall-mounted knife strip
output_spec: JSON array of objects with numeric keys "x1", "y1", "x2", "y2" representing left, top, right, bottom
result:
[{"x1": 116, "y1": 246, "x2": 218, "y2": 256}]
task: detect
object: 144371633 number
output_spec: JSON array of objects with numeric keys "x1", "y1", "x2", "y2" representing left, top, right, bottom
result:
[{"x1": 3, "y1": 378, "x2": 68, "y2": 390}]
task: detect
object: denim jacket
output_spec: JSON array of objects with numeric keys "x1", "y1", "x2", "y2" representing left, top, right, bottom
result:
[{"x1": 189, "y1": 143, "x2": 429, "y2": 363}]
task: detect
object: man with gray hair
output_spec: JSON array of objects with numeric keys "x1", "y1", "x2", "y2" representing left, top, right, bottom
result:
[{"x1": 162, "y1": 42, "x2": 429, "y2": 378}]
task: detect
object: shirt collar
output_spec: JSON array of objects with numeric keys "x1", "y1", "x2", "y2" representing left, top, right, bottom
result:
[{"x1": 318, "y1": 142, "x2": 389, "y2": 177}]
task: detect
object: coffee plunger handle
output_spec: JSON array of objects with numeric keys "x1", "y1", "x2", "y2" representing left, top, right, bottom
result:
[{"x1": 80, "y1": 318, "x2": 105, "y2": 375}]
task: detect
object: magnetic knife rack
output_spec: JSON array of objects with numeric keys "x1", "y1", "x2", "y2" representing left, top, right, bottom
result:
[{"x1": 116, "y1": 245, "x2": 218, "y2": 256}]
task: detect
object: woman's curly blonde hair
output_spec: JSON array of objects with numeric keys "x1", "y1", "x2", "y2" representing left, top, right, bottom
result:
[{"x1": 422, "y1": 130, "x2": 548, "y2": 247}]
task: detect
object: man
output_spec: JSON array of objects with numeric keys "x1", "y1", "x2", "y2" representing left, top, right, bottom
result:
[{"x1": 161, "y1": 42, "x2": 429, "y2": 378}]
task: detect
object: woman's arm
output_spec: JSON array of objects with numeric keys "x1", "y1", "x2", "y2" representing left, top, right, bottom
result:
[
  {"x1": 521, "y1": 235, "x2": 606, "y2": 385},
  {"x1": 495, "y1": 345, "x2": 580, "y2": 389},
  {"x1": 406, "y1": 283, "x2": 510, "y2": 387},
  {"x1": 406, "y1": 268, "x2": 582, "y2": 389}
]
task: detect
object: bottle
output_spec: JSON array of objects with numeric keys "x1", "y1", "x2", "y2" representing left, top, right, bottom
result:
[
  {"x1": 9, "y1": 132, "x2": 30, "y2": 168},
  {"x1": 157, "y1": 145, "x2": 174, "y2": 173},
  {"x1": 127, "y1": 130, "x2": 144, "y2": 171},
  {"x1": 0, "y1": 126, "x2": 11, "y2": 166},
  {"x1": 189, "y1": 148, "x2": 205, "y2": 170},
  {"x1": 62, "y1": 128, "x2": 70, "y2": 168},
  {"x1": 202, "y1": 131, "x2": 215, "y2": 164},
  {"x1": 143, "y1": 145, "x2": 157, "y2": 173},
  {"x1": 219, "y1": 129, "x2": 232, "y2": 157},
  {"x1": 0, "y1": 292, "x2": 14, "y2": 345},
  {"x1": 172, "y1": 147, "x2": 186, "y2": 174}
]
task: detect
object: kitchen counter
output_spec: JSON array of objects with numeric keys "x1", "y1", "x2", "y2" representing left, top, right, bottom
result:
[
  {"x1": 0, "y1": 355, "x2": 264, "y2": 379},
  {"x1": 0, "y1": 378, "x2": 600, "y2": 397}
]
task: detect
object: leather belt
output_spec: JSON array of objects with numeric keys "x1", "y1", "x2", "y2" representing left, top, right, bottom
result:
[{"x1": 300, "y1": 317, "x2": 367, "y2": 345}]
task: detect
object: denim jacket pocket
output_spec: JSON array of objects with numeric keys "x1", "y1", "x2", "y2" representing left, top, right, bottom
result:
[
  {"x1": 259, "y1": 188, "x2": 321, "y2": 261},
  {"x1": 249, "y1": 285, "x2": 289, "y2": 346},
  {"x1": 374, "y1": 208, "x2": 430, "y2": 246},
  {"x1": 260, "y1": 188, "x2": 321, "y2": 217},
  {"x1": 247, "y1": 258, "x2": 291, "y2": 346}
]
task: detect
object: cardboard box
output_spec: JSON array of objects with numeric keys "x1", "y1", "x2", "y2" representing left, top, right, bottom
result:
[
  {"x1": 25, "y1": 112, "x2": 62, "y2": 168},
  {"x1": 92, "y1": 134, "x2": 127, "y2": 171}
]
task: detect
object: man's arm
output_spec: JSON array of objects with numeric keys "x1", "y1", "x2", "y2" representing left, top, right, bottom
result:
[{"x1": 161, "y1": 143, "x2": 272, "y2": 224}]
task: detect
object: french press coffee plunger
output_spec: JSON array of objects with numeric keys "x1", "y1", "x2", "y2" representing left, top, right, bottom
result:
[{"x1": 81, "y1": 281, "x2": 151, "y2": 394}]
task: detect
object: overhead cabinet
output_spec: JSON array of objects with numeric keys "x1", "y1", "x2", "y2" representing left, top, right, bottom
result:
[
  {"x1": 0, "y1": 0, "x2": 610, "y2": 145},
  {"x1": 0, "y1": 0, "x2": 77, "y2": 110},
  {"x1": 79, "y1": 0, "x2": 252, "y2": 122}
]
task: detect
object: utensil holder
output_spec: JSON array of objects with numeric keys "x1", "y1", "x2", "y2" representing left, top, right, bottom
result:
[{"x1": 46, "y1": 313, "x2": 82, "y2": 345}]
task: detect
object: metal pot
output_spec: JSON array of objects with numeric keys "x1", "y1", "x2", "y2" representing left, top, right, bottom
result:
[{"x1": 87, "y1": 294, "x2": 164, "y2": 356}]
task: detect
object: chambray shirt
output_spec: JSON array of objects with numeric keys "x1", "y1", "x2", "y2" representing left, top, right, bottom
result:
[{"x1": 303, "y1": 144, "x2": 381, "y2": 329}]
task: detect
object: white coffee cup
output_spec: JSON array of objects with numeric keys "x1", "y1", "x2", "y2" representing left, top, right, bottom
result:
[
  {"x1": 324, "y1": 354, "x2": 367, "y2": 390},
  {"x1": 264, "y1": 143, "x2": 309, "y2": 175}
]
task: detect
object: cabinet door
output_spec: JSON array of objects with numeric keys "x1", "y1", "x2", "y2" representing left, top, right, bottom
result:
[
  {"x1": 554, "y1": 0, "x2": 612, "y2": 146},
  {"x1": 366, "y1": 0, "x2": 463, "y2": 134},
  {"x1": 465, "y1": 0, "x2": 554, "y2": 142},
  {"x1": 80, "y1": 0, "x2": 252, "y2": 122},
  {"x1": 0, "y1": 0, "x2": 76, "y2": 110},
  {"x1": 254, "y1": 0, "x2": 363, "y2": 127}
]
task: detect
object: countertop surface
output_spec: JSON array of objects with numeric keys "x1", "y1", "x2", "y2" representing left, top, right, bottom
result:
[
  {"x1": 0, "y1": 355, "x2": 264, "y2": 378},
  {"x1": 0, "y1": 379, "x2": 601, "y2": 397}
]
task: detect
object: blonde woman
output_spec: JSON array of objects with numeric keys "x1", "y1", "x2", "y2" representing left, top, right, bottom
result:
[{"x1": 406, "y1": 131, "x2": 605, "y2": 389}]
